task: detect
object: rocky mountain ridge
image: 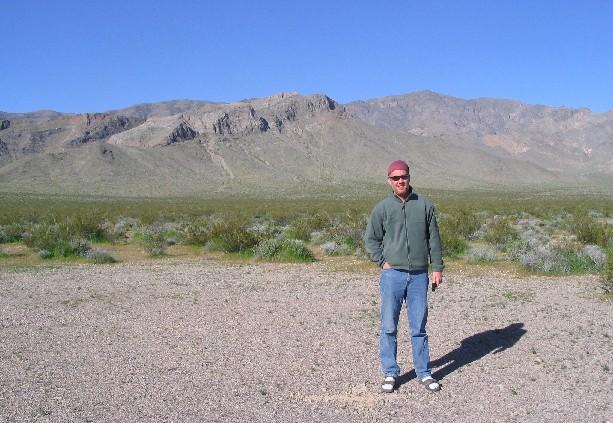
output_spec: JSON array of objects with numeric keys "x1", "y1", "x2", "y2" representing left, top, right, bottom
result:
[
  {"x1": 346, "y1": 91, "x2": 613, "y2": 173},
  {"x1": 0, "y1": 91, "x2": 611, "y2": 196}
]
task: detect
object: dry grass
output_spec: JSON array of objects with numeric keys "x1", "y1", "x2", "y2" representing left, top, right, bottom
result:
[{"x1": 0, "y1": 243, "x2": 84, "y2": 268}]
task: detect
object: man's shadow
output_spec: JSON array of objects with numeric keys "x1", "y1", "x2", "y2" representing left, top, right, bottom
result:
[{"x1": 397, "y1": 323, "x2": 527, "y2": 387}]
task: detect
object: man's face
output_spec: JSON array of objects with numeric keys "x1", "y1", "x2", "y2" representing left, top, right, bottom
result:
[{"x1": 387, "y1": 169, "x2": 410, "y2": 197}]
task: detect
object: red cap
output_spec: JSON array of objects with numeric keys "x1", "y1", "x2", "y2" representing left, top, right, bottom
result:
[{"x1": 387, "y1": 160, "x2": 410, "y2": 175}]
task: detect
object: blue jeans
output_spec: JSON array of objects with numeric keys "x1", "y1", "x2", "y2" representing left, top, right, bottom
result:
[{"x1": 379, "y1": 269, "x2": 431, "y2": 379}]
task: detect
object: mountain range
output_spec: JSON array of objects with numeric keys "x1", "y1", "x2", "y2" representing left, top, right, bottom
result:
[{"x1": 1, "y1": 91, "x2": 611, "y2": 197}]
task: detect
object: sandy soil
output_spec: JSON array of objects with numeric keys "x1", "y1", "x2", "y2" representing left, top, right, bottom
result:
[{"x1": 1, "y1": 261, "x2": 611, "y2": 422}]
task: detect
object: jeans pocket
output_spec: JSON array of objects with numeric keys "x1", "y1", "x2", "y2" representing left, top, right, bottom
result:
[{"x1": 379, "y1": 268, "x2": 395, "y2": 286}]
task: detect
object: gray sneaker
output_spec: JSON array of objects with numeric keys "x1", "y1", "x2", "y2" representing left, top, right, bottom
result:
[
  {"x1": 381, "y1": 376, "x2": 396, "y2": 393},
  {"x1": 420, "y1": 376, "x2": 441, "y2": 392}
]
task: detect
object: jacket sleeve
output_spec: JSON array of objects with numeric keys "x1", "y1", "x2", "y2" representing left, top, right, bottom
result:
[
  {"x1": 364, "y1": 205, "x2": 385, "y2": 267},
  {"x1": 426, "y1": 203, "x2": 445, "y2": 271}
]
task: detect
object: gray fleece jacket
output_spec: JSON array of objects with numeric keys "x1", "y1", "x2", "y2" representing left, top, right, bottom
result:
[{"x1": 364, "y1": 189, "x2": 444, "y2": 272}]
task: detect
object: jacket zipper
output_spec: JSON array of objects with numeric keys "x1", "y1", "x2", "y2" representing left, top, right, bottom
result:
[{"x1": 401, "y1": 202, "x2": 411, "y2": 270}]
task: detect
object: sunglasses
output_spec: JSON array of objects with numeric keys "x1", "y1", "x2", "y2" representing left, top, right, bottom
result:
[{"x1": 388, "y1": 174, "x2": 409, "y2": 181}]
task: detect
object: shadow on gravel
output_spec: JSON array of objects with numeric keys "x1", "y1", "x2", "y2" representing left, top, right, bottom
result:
[{"x1": 397, "y1": 323, "x2": 527, "y2": 388}]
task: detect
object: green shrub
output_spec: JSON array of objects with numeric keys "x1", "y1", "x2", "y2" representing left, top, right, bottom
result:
[
  {"x1": 284, "y1": 219, "x2": 314, "y2": 242},
  {"x1": 506, "y1": 238, "x2": 531, "y2": 259},
  {"x1": 516, "y1": 243, "x2": 602, "y2": 274},
  {"x1": 24, "y1": 217, "x2": 104, "y2": 246},
  {"x1": 560, "y1": 249, "x2": 601, "y2": 273},
  {"x1": 24, "y1": 222, "x2": 92, "y2": 258},
  {"x1": 603, "y1": 246, "x2": 613, "y2": 294},
  {"x1": 182, "y1": 217, "x2": 211, "y2": 245},
  {"x1": 484, "y1": 218, "x2": 519, "y2": 251},
  {"x1": 248, "y1": 217, "x2": 283, "y2": 242},
  {"x1": 317, "y1": 211, "x2": 366, "y2": 253},
  {"x1": 136, "y1": 226, "x2": 170, "y2": 256},
  {"x1": 162, "y1": 227, "x2": 182, "y2": 246},
  {"x1": 204, "y1": 237, "x2": 225, "y2": 252},
  {"x1": 255, "y1": 238, "x2": 315, "y2": 262},
  {"x1": 438, "y1": 209, "x2": 482, "y2": 258},
  {"x1": 442, "y1": 233, "x2": 468, "y2": 258},
  {"x1": 86, "y1": 250, "x2": 117, "y2": 264},
  {"x1": 42, "y1": 239, "x2": 90, "y2": 259},
  {"x1": 567, "y1": 213, "x2": 611, "y2": 247},
  {"x1": 465, "y1": 244, "x2": 497, "y2": 263},
  {"x1": 284, "y1": 213, "x2": 331, "y2": 242},
  {"x1": 105, "y1": 217, "x2": 140, "y2": 243},
  {"x1": 439, "y1": 209, "x2": 483, "y2": 240},
  {"x1": 0, "y1": 224, "x2": 26, "y2": 243},
  {"x1": 54, "y1": 215, "x2": 107, "y2": 242},
  {"x1": 23, "y1": 223, "x2": 65, "y2": 249},
  {"x1": 209, "y1": 219, "x2": 258, "y2": 253}
]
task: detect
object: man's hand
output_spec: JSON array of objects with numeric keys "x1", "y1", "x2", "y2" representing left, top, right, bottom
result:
[
  {"x1": 382, "y1": 262, "x2": 392, "y2": 269},
  {"x1": 431, "y1": 271, "x2": 443, "y2": 289}
]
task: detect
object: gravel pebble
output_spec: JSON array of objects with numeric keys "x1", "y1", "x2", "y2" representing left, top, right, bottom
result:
[{"x1": 1, "y1": 261, "x2": 611, "y2": 422}]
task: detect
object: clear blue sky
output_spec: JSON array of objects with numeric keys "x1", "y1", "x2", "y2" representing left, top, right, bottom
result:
[{"x1": 2, "y1": 0, "x2": 612, "y2": 113}]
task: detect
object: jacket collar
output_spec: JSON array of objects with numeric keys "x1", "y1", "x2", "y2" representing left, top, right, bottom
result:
[{"x1": 390, "y1": 186, "x2": 416, "y2": 203}]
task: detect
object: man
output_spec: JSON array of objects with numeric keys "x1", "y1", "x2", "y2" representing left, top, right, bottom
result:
[{"x1": 364, "y1": 160, "x2": 444, "y2": 393}]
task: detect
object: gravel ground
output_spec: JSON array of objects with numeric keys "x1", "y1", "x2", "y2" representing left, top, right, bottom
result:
[{"x1": 1, "y1": 261, "x2": 611, "y2": 422}]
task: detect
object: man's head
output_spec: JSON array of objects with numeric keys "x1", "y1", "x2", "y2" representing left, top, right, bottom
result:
[{"x1": 387, "y1": 160, "x2": 410, "y2": 198}]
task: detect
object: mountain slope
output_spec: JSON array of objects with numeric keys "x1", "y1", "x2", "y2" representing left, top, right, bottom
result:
[
  {"x1": 346, "y1": 91, "x2": 613, "y2": 175},
  {"x1": 0, "y1": 91, "x2": 611, "y2": 196}
]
